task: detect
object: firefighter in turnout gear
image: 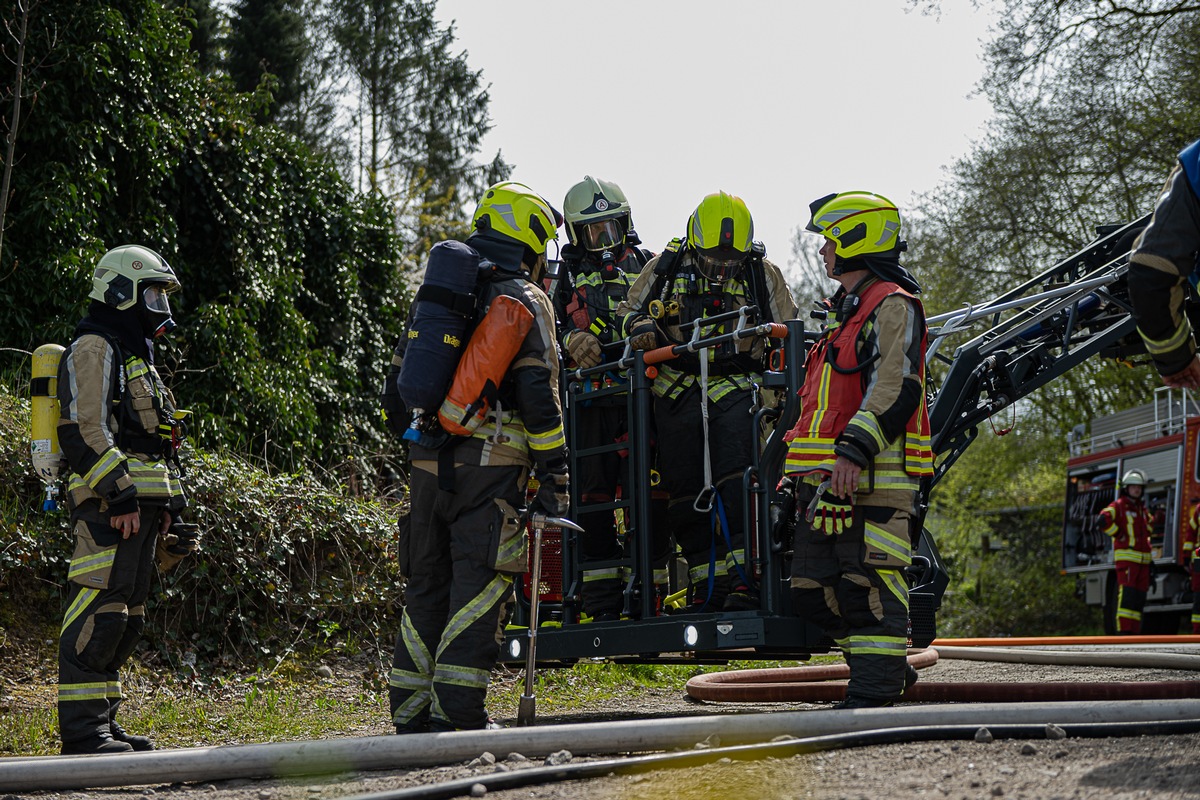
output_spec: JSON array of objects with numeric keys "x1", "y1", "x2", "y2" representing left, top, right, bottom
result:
[
  {"x1": 557, "y1": 176, "x2": 669, "y2": 620},
  {"x1": 1185, "y1": 499, "x2": 1200, "y2": 634},
  {"x1": 1129, "y1": 135, "x2": 1200, "y2": 390},
  {"x1": 617, "y1": 191, "x2": 797, "y2": 612},
  {"x1": 57, "y1": 245, "x2": 191, "y2": 754},
  {"x1": 783, "y1": 192, "x2": 932, "y2": 708},
  {"x1": 1098, "y1": 470, "x2": 1154, "y2": 634},
  {"x1": 386, "y1": 182, "x2": 569, "y2": 732}
]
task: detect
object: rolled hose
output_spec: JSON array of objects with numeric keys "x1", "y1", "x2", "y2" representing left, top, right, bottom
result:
[
  {"x1": 6, "y1": 700, "x2": 1200, "y2": 792},
  {"x1": 684, "y1": 642, "x2": 1200, "y2": 703},
  {"x1": 340, "y1": 718, "x2": 1200, "y2": 800}
]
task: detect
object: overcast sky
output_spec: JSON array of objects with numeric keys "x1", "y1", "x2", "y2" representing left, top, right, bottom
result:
[{"x1": 433, "y1": 0, "x2": 997, "y2": 279}]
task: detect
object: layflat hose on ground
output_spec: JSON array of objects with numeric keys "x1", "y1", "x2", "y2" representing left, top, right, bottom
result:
[
  {"x1": 340, "y1": 719, "x2": 1200, "y2": 800},
  {"x1": 4, "y1": 700, "x2": 1200, "y2": 792},
  {"x1": 684, "y1": 638, "x2": 1200, "y2": 703}
]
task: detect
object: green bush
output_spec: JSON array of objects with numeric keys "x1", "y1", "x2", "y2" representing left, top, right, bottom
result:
[{"x1": 0, "y1": 378, "x2": 406, "y2": 665}]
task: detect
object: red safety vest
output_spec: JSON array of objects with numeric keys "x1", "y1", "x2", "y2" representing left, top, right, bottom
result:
[
  {"x1": 784, "y1": 278, "x2": 933, "y2": 482},
  {"x1": 1099, "y1": 495, "x2": 1153, "y2": 564}
]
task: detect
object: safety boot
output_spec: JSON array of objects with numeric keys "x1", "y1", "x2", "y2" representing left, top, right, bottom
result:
[
  {"x1": 904, "y1": 663, "x2": 919, "y2": 692},
  {"x1": 110, "y1": 720, "x2": 155, "y2": 751},
  {"x1": 722, "y1": 584, "x2": 759, "y2": 611},
  {"x1": 61, "y1": 733, "x2": 134, "y2": 755},
  {"x1": 832, "y1": 695, "x2": 894, "y2": 710}
]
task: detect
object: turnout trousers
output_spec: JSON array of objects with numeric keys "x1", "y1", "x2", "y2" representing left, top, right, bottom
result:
[
  {"x1": 790, "y1": 488, "x2": 910, "y2": 702},
  {"x1": 389, "y1": 463, "x2": 526, "y2": 731},
  {"x1": 59, "y1": 503, "x2": 163, "y2": 745},
  {"x1": 653, "y1": 386, "x2": 755, "y2": 605},
  {"x1": 1115, "y1": 560, "x2": 1151, "y2": 634}
]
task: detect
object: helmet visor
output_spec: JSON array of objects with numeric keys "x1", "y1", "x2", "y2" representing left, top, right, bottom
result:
[
  {"x1": 696, "y1": 250, "x2": 745, "y2": 283},
  {"x1": 581, "y1": 219, "x2": 623, "y2": 251},
  {"x1": 142, "y1": 283, "x2": 172, "y2": 315}
]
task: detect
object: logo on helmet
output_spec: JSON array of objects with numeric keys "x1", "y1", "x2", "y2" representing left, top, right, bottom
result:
[
  {"x1": 595, "y1": 198, "x2": 609, "y2": 211},
  {"x1": 831, "y1": 226, "x2": 841, "y2": 237},
  {"x1": 132, "y1": 260, "x2": 144, "y2": 270}
]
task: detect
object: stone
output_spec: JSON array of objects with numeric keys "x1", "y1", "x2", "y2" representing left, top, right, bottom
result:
[
  {"x1": 469, "y1": 783, "x2": 487, "y2": 797},
  {"x1": 316, "y1": 665, "x2": 333, "y2": 679},
  {"x1": 974, "y1": 727, "x2": 994, "y2": 744},
  {"x1": 1020, "y1": 743, "x2": 1037, "y2": 756},
  {"x1": 1045, "y1": 724, "x2": 1067, "y2": 740},
  {"x1": 544, "y1": 749, "x2": 572, "y2": 766},
  {"x1": 505, "y1": 752, "x2": 529, "y2": 763}
]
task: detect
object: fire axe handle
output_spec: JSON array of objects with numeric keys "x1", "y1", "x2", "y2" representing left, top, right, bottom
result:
[{"x1": 516, "y1": 512, "x2": 583, "y2": 727}]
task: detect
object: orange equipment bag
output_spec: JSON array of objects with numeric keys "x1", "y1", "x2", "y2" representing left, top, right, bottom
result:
[{"x1": 438, "y1": 294, "x2": 534, "y2": 436}]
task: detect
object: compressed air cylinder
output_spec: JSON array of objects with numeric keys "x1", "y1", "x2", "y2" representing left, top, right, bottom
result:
[
  {"x1": 397, "y1": 240, "x2": 485, "y2": 412},
  {"x1": 30, "y1": 344, "x2": 66, "y2": 508}
]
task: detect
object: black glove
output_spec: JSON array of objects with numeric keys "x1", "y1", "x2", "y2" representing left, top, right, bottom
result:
[
  {"x1": 156, "y1": 521, "x2": 202, "y2": 572},
  {"x1": 803, "y1": 481, "x2": 854, "y2": 536},
  {"x1": 534, "y1": 466, "x2": 570, "y2": 517}
]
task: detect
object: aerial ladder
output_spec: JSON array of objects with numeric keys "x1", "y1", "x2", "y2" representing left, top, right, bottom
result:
[{"x1": 503, "y1": 215, "x2": 1160, "y2": 665}]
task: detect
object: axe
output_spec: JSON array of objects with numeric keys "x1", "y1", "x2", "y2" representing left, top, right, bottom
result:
[{"x1": 516, "y1": 511, "x2": 584, "y2": 727}]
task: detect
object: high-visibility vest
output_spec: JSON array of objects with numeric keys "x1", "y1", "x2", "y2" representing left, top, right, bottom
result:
[{"x1": 784, "y1": 278, "x2": 933, "y2": 485}]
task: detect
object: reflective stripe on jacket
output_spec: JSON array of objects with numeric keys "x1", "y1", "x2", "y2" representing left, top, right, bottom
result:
[{"x1": 784, "y1": 278, "x2": 933, "y2": 501}]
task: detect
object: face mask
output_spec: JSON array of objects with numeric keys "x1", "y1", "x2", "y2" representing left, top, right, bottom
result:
[{"x1": 139, "y1": 283, "x2": 175, "y2": 337}]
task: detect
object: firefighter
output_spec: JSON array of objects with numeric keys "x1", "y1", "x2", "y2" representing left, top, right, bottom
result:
[
  {"x1": 1184, "y1": 499, "x2": 1200, "y2": 634},
  {"x1": 386, "y1": 182, "x2": 569, "y2": 732},
  {"x1": 783, "y1": 192, "x2": 932, "y2": 708},
  {"x1": 557, "y1": 176, "x2": 669, "y2": 620},
  {"x1": 618, "y1": 191, "x2": 797, "y2": 612},
  {"x1": 1098, "y1": 470, "x2": 1154, "y2": 634},
  {"x1": 57, "y1": 245, "x2": 192, "y2": 754},
  {"x1": 1128, "y1": 135, "x2": 1200, "y2": 390}
]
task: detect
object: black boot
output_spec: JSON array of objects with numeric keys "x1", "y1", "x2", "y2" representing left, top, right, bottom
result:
[
  {"x1": 110, "y1": 720, "x2": 155, "y2": 751},
  {"x1": 109, "y1": 699, "x2": 155, "y2": 751},
  {"x1": 61, "y1": 732, "x2": 134, "y2": 755}
]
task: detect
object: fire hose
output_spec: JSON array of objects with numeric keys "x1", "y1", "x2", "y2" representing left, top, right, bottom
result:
[{"x1": 684, "y1": 636, "x2": 1200, "y2": 703}]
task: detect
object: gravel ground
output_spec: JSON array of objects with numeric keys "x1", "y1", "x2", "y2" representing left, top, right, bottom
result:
[{"x1": 7, "y1": 648, "x2": 1200, "y2": 800}]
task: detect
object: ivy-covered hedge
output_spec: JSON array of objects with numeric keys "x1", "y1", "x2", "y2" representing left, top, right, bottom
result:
[
  {"x1": 2, "y1": 0, "x2": 412, "y2": 472},
  {"x1": 0, "y1": 381, "x2": 406, "y2": 661}
]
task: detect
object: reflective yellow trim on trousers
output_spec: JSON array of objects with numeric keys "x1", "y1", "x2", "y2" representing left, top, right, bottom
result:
[
  {"x1": 68, "y1": 549, "x2": 117, "y2": 580},
  {"x1": 583, "y1": 568, "x2": 621, "y2": 582},
  {"x1": 1114, "y1": 549, "x2": 1151, "y2": 564},
  {"x1": 58, "y1": 681, "x2": 109, "y2": 702},
  {"x1": 435, "y1": 574, "x2": 513, "y2": 663},
  {"x1": 845, "y1": 634, "x2": 907, "y2": 657},
  {"x1": 879, "y1": 569, "x2": 910, "y2": 611},
  {"x1": 392, "y1": 692, "x2": 430, "y2": 726},
  {"x1": 61, "y1": 588, "x2": 100, "y2": 633},
  {"x1": 399, "y1": 611, "x2": 433, "y2": 675},
  {"x1": 434, "y1": 663, "x2": 491, "y2": 689},
  {"x1": 865, "y1": 523, "x2": 911, "y2": 566},
  {"x1": 106, "y1": 680, "x2": 122, "y2": 699}
]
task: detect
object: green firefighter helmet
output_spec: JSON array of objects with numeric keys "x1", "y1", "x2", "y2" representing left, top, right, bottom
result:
[
  {"x1": 563, "y1": 176, "x2": 632, "y2": 252},
  {"x1": 89, "y1": 245, "x2": 181, "y2": 311},
  {"x1": 686, "y1": 191, "x2": 754, "y2": 282},
  {"x1": 806, "y1": 191, "x2": 902, "y2": 259},
  {"x1": 471, "y1": 181, "x2": 562, "y2": 257}
]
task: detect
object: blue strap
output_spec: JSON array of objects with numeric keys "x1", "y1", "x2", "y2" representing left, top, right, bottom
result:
[{"x1": 713, "y1": 491, "x2": 752, "y2": 588}]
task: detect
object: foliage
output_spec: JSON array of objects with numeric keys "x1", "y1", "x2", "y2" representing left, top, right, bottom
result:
[
  {"x1": 902, "y1": 5, "x2": 1200, "y2": 635},
  {"x1": 928, "y1": 409, "x2": 1100, "y2": 636},
  {"x1": 225, "y1": 0, "x2": 308, "y2": 121},
  {"x1": 0, "y1": 0, "x2": 422, "y2": 470},
  {"x1": 0, "y1": 380, "x2": 406, "y2": 666}
]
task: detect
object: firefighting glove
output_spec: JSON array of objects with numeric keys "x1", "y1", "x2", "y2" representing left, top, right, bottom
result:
[
  {"x1": 156, "y1": 522, "x2": 202, "y2": 573},
  {"x1": 626, "y1": 315, "x2": 659, "y2": 352},
  {"x1": 805, "y1": 482, "x2": 853, "y2": 536},
  {"x1": 565, "y1": 330, "x2": 603, "y2": 369},
  {"x1": 533, "y1": 465, "x2": 570, "y2": 517}
]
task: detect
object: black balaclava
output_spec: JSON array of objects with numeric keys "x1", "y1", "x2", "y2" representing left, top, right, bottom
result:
[{"x1": 77, "y1": 301, "x2": 154, "y2": 363}]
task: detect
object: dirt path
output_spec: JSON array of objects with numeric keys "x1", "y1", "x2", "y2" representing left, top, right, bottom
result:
[{"x1": 7, "y1": 650, "x2": 1200, "y2": 800}]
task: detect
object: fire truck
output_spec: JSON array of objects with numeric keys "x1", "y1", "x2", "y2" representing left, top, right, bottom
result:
[
  {"x1": 503, "y1": 212, "x2": 1170, "y2": 666},
  {"x1": 1062, "y1": 387, "x2": 1199, "y2": 633}
]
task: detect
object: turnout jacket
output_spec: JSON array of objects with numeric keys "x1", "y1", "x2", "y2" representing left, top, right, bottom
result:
[
  {"x1": 57, "y1": 328, "x2": 186, "y2": 516},
  {"x1": 1098, "y1": 495, "x2": 1153, "y2": 565},
  {"x1": 783, "y1": 275, "x2": 933, "y2": 511},
  {"x1": 1129, "y1": 136, "x2": 1200, "y2": 377},
  {"x1": 616, "y1": 250, "x2": 797, "y2": 401},
  {"x1": 409, "y1": 271, "x2": 567, "y2": 473},
  {"x1": 556, "y1": 244, "x2": 646, "y2": 367}
]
